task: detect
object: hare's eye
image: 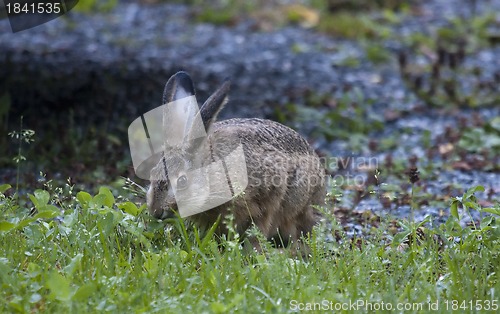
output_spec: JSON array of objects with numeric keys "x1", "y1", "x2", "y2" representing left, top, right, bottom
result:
[{"x1": 177, "y1": 175, "x2": 188, "y2": 190}]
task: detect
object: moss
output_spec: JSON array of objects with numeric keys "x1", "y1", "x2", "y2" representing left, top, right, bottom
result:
[
  {"x1": 195, "y1": 7, "x2": 238, "y2": 26},
  {"x1": 365, "y1": 43, "x2": 391, "y2": 64},
  {"x1": 317, "y1": 12, "x2": 391, "y2": 39}
]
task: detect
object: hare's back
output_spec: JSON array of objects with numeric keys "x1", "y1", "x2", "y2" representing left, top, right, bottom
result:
[{"x1": 212, "y1": 118, "x2": 314, "y2": 155}]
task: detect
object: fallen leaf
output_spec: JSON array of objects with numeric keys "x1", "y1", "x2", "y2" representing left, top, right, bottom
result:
[
  {"x1": 438, "y1": 143, "x2": 454, "y2": 155},
  {"x1": 451, "y1": 161, "x2": 472, "y2": 171},
  {"x1": 285, "y1": 4, "x2": 319, "y2": 28}
]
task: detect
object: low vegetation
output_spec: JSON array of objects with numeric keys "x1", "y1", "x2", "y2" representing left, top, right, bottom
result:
[
  {"x1": 0, "y1": 180, "x2": 498, "y2": 312},
  {"x1": 1, "y1": 1, "x2": 499, "y2": 313}
]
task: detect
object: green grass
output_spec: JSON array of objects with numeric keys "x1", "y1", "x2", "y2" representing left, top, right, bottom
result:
[
  {"x1": 317, "y1": 12, "x2": 392, "y2": 40},
  {"x1": 0, "y1": 183, "x2": 498, "y2": 313}
]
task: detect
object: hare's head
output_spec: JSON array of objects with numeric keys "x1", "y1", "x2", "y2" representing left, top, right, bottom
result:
[{"x1": 147, "y1": 72, "x2": 230, "y2": 219}]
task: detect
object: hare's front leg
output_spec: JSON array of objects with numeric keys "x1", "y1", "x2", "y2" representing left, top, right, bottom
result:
[{"x1": 232, "y1": 196, "x2": 283, "y2": 252}]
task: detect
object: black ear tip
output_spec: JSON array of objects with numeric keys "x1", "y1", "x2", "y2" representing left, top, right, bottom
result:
[
  {"x1": 174, "y1": 71, "x2": 191, "y2": 81},
  {"x1": 220, "y1": 77, "x2": 231, "y2": 91},
  {"x1": 163, "y1": 71, "x2": 196, "y2": 104},
  {"x1": 173, "y1": 71, "x2": 195, "y2": 95}
]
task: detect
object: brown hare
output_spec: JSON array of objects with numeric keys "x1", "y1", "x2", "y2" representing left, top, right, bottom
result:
[{"x1": 146, "y1": 71, "x2": 326, "y2": 250}]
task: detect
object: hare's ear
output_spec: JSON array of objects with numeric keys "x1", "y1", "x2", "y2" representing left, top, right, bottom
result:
[
  {"x1": 163, "y1": 71, "x2": 196, "y2": 105},
  {"x1": 200, "y1": 78, "x2": 231, "y2": 131},
  {"x1": 162, "y1": 72, "x2": 202, "y2": 146}
]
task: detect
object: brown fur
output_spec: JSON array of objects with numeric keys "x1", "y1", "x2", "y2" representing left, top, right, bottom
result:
[{"x1": 147, "y1": 72, "x2": 326, "y2": 249}]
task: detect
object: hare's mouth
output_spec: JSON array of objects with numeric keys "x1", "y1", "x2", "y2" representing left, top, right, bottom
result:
[
  {"x1": 160, "y1": 210, "x2": 174, "y2": 219},
  {"x1": 157, "y1": 204, "x2": 179, "y2": 220},
  {"x1": 151, "y1": 207, "x2": 176, "y2": 220}
]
